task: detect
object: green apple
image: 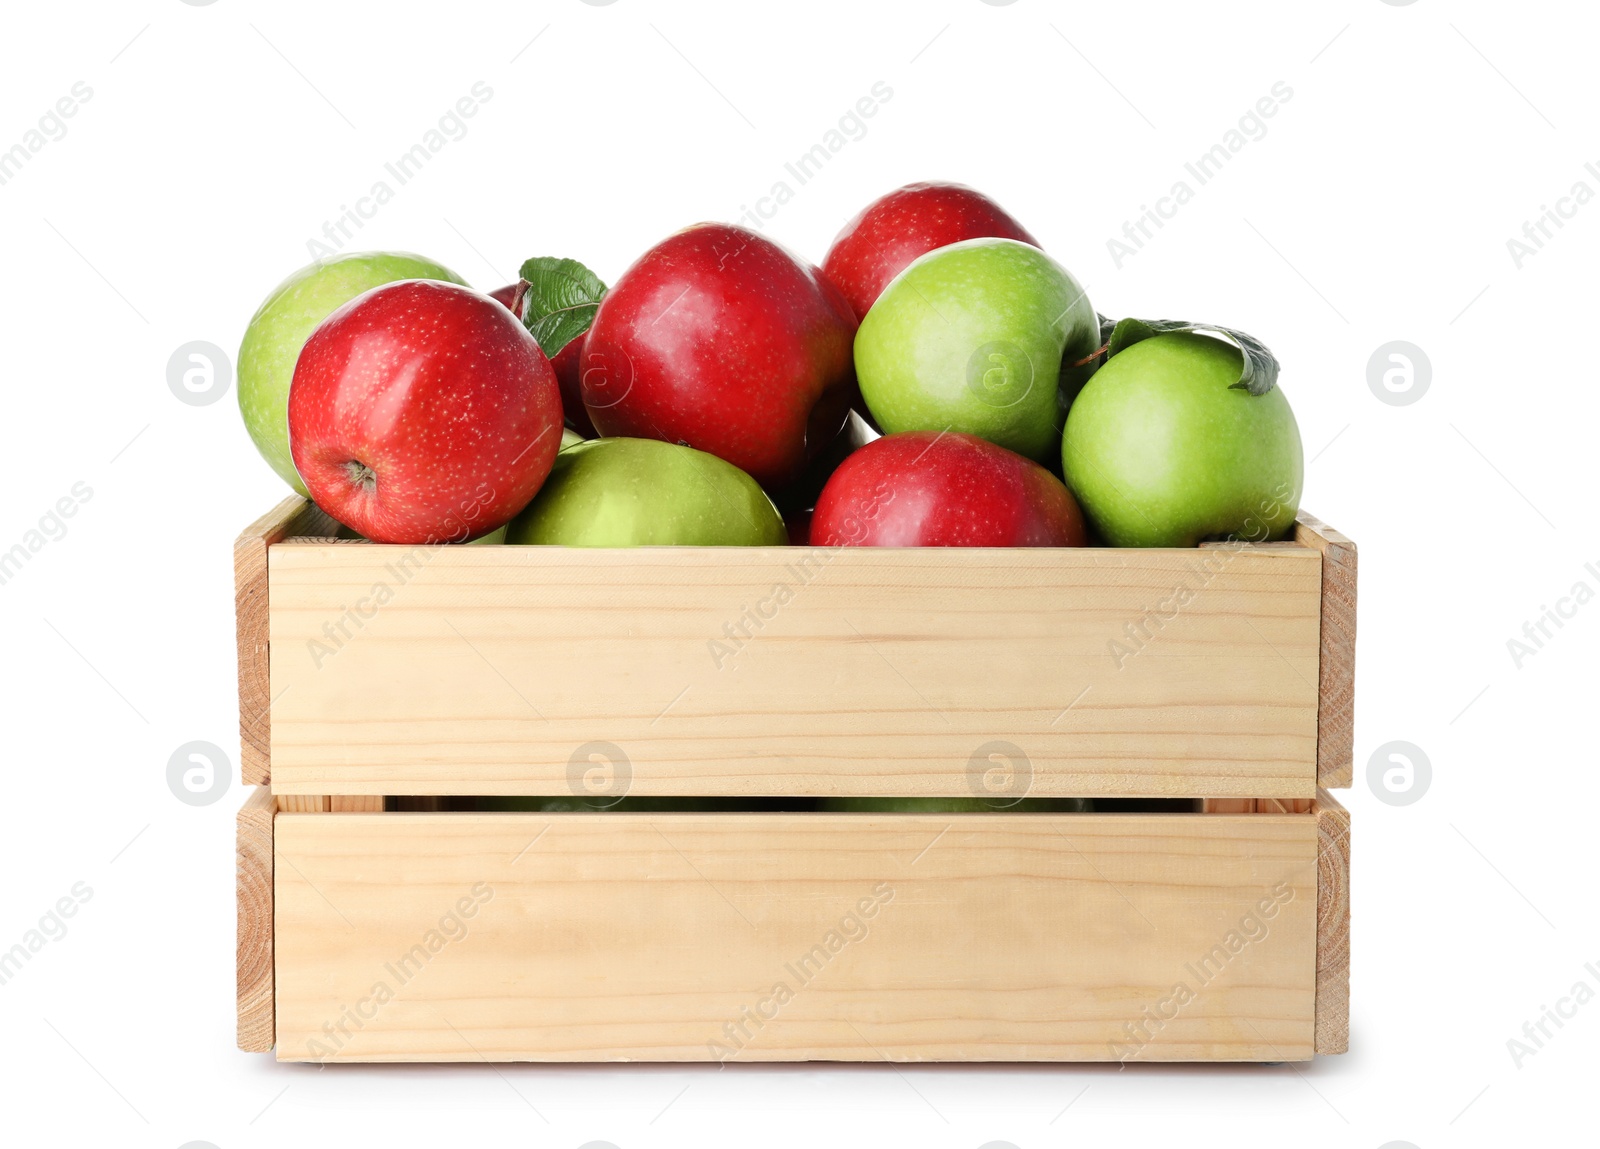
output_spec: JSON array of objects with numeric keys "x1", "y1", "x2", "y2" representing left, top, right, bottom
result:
[
  {"x1": 237, "y1": 251, "x2": 467, "y2": 495},
  {"x1": 854, "y1": 238, "x2": 1099, "y2": 462},
  {"x1": 505, "y1": 437, "x2": 786, "y2": 547},
  {"x1": 818, "y1": 796, "x2": 1091, "y2": 812},
  {"x1": 559, "y1": 427, "x2": 586, "y2": 452},
  {"x1": 1062, "y1": 332, "x2": 1302, "y2": 547}
]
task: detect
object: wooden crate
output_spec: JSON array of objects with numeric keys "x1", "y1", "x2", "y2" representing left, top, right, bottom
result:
[{"x1": 235, "y1": 497, "x2": 1355, "y2": 1062}]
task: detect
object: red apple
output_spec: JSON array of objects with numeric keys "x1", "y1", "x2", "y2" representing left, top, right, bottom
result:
[
  {"x1": 811, "y1": 431, "x2": 1087, "y2": 547},
  {"x1": 487, "y1": 280, "x2": 527, "y2": 318},
  {"x1": 288, "y1": 280, "x2": 563, "y2": 544},
  {"x1": 580, "y1": 223, "x2": 856, "y2": 488},
  {"x1": 491, "y1": 280, "x2": 595, "y2": 436},
  {"x1": 550, "y1": 338, "x2": 592, "y2": 436},
  {"x1": 821, "y1": 182, "x2": 1041, "y2": 321}
]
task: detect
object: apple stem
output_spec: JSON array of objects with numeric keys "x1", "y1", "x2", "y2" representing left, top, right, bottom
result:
[{"x1": 1069, "y1": 342, "x2": 1110, "y2": 370}]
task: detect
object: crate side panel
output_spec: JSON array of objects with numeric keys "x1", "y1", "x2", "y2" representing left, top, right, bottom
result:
[
  {"x1": 268, "y1": 545, "x2": 1321, "y2": 798},
  {"x1": 273, "y1": 811, "x2": 1318, "y2": 1062}
]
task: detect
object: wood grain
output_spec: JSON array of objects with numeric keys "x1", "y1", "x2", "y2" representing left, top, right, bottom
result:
[
  {"x1": 268, "y1": 543, "x2": 1322, "y2": 799},
  {"x1": 273, "y1": 810, "x2": 1318, "y2": 1063},
  {"x1": 330, "y1": 796, "x2": 385, "y2": 812},
  {"x1": 1259, "y1": 798, "x2": 1315, "y2": 814},
  {"x1": 277, "y1": 795, "x2": 330, "y2": 812},
  {"x1": 1202, "y1": 799, "x2": 1315, "y2": 813},
  {"x1": 235, "y1": 497, "x2": 338, "y2": 786},
  {"x1": 1315, "y1": 789, "x2": 1351, "y2": 1054},
  {"x1": 1295, "y1": 513, "x2": 1357, "y2": 789},
  {"x1": 236, "y1": 787, "x2": 274, "y2": 1053}
]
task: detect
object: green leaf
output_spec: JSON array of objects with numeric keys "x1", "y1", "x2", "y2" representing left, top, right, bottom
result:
[
  {"x1": 1104, "y1": 317, "x2": 1280, "y2": 396},
  {"x1": 527, "y1": 304, "x2": 601, "y2": 360},
  {"x1": 516, "y1": 256, "x2": 608, "y2": 358}
]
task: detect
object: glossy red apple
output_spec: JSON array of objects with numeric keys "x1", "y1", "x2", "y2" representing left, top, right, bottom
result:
[
  {"x1": 288, "y1": 280, "x2": 563, "y2": 544},
  {"x1": 580, "y1": 223, "x2": 856, "y2": 488},
  {"x1": 491, "y1": 280, "x2": 595, "y2": 436},
  {"x1": 487, "y1": 279, "x2": 527, "y2": 318},
  {"x1": 811, "y1": 431, "x2": 1087, "y2": 547},
  {"x1": 821, "y1": 182, "x2": 1041, "y2": 321}
]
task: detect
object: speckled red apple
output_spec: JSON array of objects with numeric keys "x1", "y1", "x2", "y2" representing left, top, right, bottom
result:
[
  {"x1": 580, "y1": 223, "x2": 857, "y2": 488},
  {"x1": 288, "y1": 280, "x2": 563, "y2": 544},
  {"x1": 821, "y1": 182, "x2": 1040, "y2": 321},
  {"x1": 810, "y1": 431, "x2": 1087, "y2": 547}
]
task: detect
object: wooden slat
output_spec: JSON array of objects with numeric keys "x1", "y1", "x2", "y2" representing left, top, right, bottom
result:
[
  {"x1": 276, "y1": 795, "x2": 329, "y2": 812},
  {"x1": 274, "y1": 810, "x2": 1318, "y2": 1062},
  {"x1": 236, "y1": 787, "x2": 275, "y2": 1052},
  {"x1": 330, "y1": 796, "x2": 384, "y2": 812},
  {"x1": 235, "y1": 496, "x2": 338, "y2": 785},
  {"x1": 267, "y1": 544, "x2": 1322, "y2": 799},
  {"x1": 1258, "y1": 798, "x2": 1314, "y2": 814},
  {"x1": 1202, "y1": 799, "x2": 1256, "y2": 813},
  {"x1": 1295, "y1": 513, "x2": 1357, "y2": 789},
  {"x1": 1314, "y1": 789, "x2": 1351, "y2": 1054}
]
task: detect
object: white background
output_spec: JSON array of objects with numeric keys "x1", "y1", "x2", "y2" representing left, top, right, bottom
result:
[{"x1": 0, "y1": 0, "x2": 1593, "y2": 1146}]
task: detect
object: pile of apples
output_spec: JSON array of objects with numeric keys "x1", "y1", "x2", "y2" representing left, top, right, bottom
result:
[{"x1": 238, "y1": 182, "x2": 1304, "y2": 550}]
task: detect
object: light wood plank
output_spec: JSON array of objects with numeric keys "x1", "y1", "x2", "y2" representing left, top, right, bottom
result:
[
  {"x1": 1295, "y1": 513, "x2": 1357, "y2": 789},
  {"x1": 330, "y1": 796, "x2": 385, "y2": 812},
  {"x1": 1315, "y1": 789, "x2": 1351, "y2": 1054},
  {"x1": 268, "y1": 544, "x2": 1322, "y2": 799},
  {"x1": 276, "y1": 795, "x2": 330, "y2": 812},
  {"x1": 1259, "y1": 798, "x2": 1314, "y2": 814},
  {"x1": 274, "y1": 810, "x2": 1318, "y2": 1062},
  {"x1": 236, "y1": 787, "x2": 274, "y2": 1052},
  {"x1": 235, "y1": 497, "x2": 338, "y2": 785}
]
